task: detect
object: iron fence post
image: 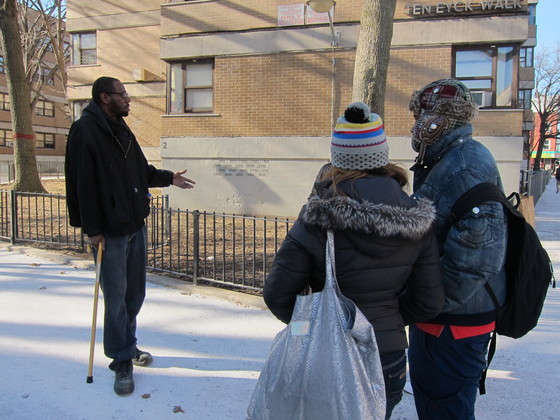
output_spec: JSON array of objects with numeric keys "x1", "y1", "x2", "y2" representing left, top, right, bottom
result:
[
  {"x1": 80, "y1": 229, "x2": 85, "y2": 252},
  {"x1": 10, "y1": 190, "x2": 16, "y2": 244},
  {"x1": 193, "y1": 210, "x2": 200, "y2": 285}
]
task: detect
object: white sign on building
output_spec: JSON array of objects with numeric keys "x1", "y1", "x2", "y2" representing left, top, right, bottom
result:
[{"x1": 278, "y1": 4, "x2": 305, "y2": 27}]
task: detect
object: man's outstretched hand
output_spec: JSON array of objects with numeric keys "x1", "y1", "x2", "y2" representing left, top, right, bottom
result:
[{"x1": 172, "y1": 169, "x2": 196, "y2": 189}]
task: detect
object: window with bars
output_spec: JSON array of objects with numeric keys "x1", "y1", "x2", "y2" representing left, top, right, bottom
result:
[
  {"x1": 35, "y1": 132, "x2": 55, "y2": 149},
  {"x1": 72, "y1": 32, "x2": 97, "y2": 65},
  {"x1": 36, "y1": 99, "x2": 55, "y2": 117},
  {"x1": 0, "y1": 56, "x2": 4, "y2": 74}
]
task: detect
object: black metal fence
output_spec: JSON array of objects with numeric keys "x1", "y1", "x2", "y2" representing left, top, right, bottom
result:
[
  {"x1": 0, "y1": 190, "x2": 295, "y2": 293},
  {"x1": 0, "y1": 161, "x2": 65, "y2": 184},
  {"x1": 519, "y1": 169, "x2": 552, "y2": 204}
]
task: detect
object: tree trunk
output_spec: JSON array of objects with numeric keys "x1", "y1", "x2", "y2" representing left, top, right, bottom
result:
[
  {"x1": 532, "y1": 116, "x2": 548, "y2": 171},
  {"x1": 352, "y1": 0, "x2": 397, "y2": 119},
  {"x1": 0, "y1": 0, "x2": 44, "y2": 192}
]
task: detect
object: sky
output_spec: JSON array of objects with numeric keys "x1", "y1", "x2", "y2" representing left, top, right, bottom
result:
[{"x1": 536, "y1": 0, "x2": 559, "y2": 53}]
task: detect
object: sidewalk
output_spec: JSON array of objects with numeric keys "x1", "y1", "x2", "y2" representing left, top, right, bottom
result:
[
  {"x1": 0, "y1": 180, "x2": 559, "y2": 420},
  {"x1": 0, "y1": 245, "x2": 284, "y2": 419}
]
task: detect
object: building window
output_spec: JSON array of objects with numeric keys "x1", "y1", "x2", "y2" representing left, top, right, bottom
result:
[
  {"x1": 519, "y1": 47, "x2": 534, "y2": 68},
  {"x1": 169, "y1": 60, "x2": 214, "y2": 114},
  {"x1": 543, "y1": 139, "x2": 550, "y2": 150},
  {"x1": 518, "y1": 89, "x2": 532, "y2": 109},
  {"x1": 0, "y1": 93, "x2": 11, "y2": 111},
  {"x1": 41, "y1": 67, "x2": 54, "y2": 85},
  {"x1": 0, "y1": 56, "x2": 4, "y2": 74},
  {"x1": 72, "y1": 100, "x2": 89, "y2": 121},
  {"x1": 528, "y1": 4, "x2": 536, "y2": 25},
  {"x1": 453, "y1": 46, "x2": 516, "y2": 109},
  {"x1": 72, "y1": 32, "x2": 97, "y2": 65},
  {"x1": 0, "y1": 128, "x2": 13, "y2": 147},
  {"x1": 36, "y1": 132, "x2": 55, "y2": 149},
  {"x1": 36, "y1": 99, "x2": 55, "y2": 117}
]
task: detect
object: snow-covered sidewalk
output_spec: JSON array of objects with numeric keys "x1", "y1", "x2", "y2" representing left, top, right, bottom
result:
[
  {"x1": 0, "y1": 179, "x2": 559, "y2": 420},
  {"x1": 0, "y1": 246, "x2": 284, "y2": 419}
]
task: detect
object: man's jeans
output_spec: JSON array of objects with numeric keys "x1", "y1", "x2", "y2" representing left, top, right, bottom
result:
[
  {"x1": 408, "y1": 325, "x2": 491, "y2": 420},
  {"x1": 380, "y1": 350, "x2": 407, "y2": 419},
  {"x1": 94, "y1": 228, "x2": 147, "y2": 370}
]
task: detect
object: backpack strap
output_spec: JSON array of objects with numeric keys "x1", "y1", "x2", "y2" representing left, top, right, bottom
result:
[
  {"x1": 479, "y1": 331, "x2": 497, "y2": 395},
  {"x1": 450, "y1": 182, "x2": 512, "y2": 222}
]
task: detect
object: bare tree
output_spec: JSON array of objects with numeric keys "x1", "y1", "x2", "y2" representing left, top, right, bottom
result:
[
  {"x1": 0, "y1": 0, "x2": 44, "y2": 192},
  {"x1": 532, "y1": 45, "x2": 560, "y2": 171},
  {"x1": 21, "y1": 0, "x2": 68, "y2": 106},
  {"x1": 0, "y1": 0, "x2": 67, "y2": 192},
  {"x1": 351, "y1": 0, "x2": 397, "y2": 118}
]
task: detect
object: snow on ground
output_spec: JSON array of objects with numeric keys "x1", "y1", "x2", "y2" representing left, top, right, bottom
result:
[{"x1": 1, "y1": 180, "x2": 559, "y2": 419}]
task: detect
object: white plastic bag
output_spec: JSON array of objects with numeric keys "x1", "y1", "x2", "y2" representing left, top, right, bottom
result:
[{"x1": 248, "y1": 231, "x2": 386, "y2": 420}]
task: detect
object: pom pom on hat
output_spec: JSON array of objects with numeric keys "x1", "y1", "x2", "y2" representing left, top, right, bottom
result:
[
  {"x1": 331, "y1": 102, "x2": 388, "y2": 170},
  {"x1": 344, "y1": 101, "x2": 371, "y2": 123}
]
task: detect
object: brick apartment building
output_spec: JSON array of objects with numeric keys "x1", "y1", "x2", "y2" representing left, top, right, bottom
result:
[
  {"x1": 66, "y1": 0, "x2": 538, "y2": 217},
  {"x1": 0, "y1": 9, "x2": 70, "y2": 181}
]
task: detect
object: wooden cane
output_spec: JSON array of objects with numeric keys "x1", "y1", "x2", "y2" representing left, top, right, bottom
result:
[{"x1": 86, "y1": 245, "x2": 103, "y2": 383}]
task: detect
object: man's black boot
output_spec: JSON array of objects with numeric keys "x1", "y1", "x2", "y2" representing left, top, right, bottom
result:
[{"x1": 114, "y1": 360, "x2": 134, "y2": 396}]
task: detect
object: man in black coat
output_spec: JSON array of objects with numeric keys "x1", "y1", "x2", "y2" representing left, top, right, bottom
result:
[{"x1": 65, "y1": 76, "x2": 195, "y2": 396}]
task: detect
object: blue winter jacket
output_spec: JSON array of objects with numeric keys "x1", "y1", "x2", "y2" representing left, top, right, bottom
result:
[{"x1": 411, "y1": 124, "x2": 507, "y2": 325}]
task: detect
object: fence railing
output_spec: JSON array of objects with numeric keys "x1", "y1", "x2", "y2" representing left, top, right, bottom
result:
[
  {"x1": 520, "y1": 169, "x2": 552, "y2": 204},
  {"x1": 0, "y1": 161, "x2": 65, "y2": 184},
  {"x1": 0, "y1": 190, "x2": 294, "y2": 293}
]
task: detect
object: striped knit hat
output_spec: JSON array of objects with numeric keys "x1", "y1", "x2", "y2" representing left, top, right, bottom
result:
[{"x1": 331, "y1": 102, "x2": 388, "y2": 170}]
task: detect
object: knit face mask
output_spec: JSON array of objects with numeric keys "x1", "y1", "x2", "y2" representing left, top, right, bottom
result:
[
  {"x1": 411, "y1": 112, "x2": 466, "y2": 163},
  {"x1": 409, "y1": 79, "x2": 479, "y2": 164}
]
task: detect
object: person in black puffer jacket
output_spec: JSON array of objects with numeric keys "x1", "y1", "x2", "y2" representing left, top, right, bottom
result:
[{"x1": 263, "y1": 102, "x2": 444, "y2": 419}]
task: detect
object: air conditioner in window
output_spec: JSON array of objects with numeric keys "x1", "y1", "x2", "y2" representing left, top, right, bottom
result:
[
  {"x1": 132, "y1": 68, "x2": 160, "y2": 82},
  {"x1": 471, "y1": 91, "x2": 492, "y2": 108}
]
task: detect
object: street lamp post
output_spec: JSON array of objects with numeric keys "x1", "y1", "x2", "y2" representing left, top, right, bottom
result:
[
  {"x1": 306, "y1": 0, "x2": 338, "y2": 46},
  {"x1": 306, "y1": 0, "x2": 338, "y2": 128}
]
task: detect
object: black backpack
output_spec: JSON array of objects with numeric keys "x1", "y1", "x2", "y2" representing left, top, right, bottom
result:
[{"x1": 450, "y1": 182, "x2": 555, "y2": 393}]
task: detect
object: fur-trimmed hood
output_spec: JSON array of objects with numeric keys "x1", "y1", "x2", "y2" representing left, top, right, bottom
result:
[
  {"x1": 303, "y1": 194, "x2": 436, "y2": 241},
  {"x1": 300, "y1": 177, "x2": 436, "y2": 240}
]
